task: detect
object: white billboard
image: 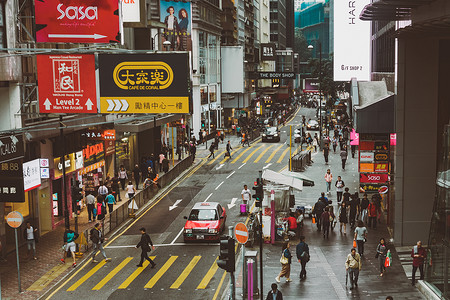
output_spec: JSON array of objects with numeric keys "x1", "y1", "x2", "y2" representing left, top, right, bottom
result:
[
  {"x1": 122, "y1": 0, "x2": 141, "y2": 23},
  {"x1": 334, "y1": 0, "x2": 371, "y2": 81},
  {"x1": 23, "y1": 159, "x2": 41, "y2": 192},
  {"x1": 221, "y1": 46, "x2": 244, "y2": 93}
]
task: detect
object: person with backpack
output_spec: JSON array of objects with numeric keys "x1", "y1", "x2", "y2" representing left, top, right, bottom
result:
[
  {"x1": 90, "y1": 223, "x2": 111, "y2": 263},
  {"x1": 105, "y1": 191, "x2": 116, "y2": 214},
  {"x1": 96, "y1": 197, "x2": 106, "y2": 221},
  {"x1": 296, "y1": 236, "x2": 310, "y2": 280},
  {"x1": 368, "y1": 199, "x2": 378, "y2": 229},
  {"x1": 61, "y1": 229, "x2": 79, "y2": 267},
  {"x1": 324, "y1": 169, "x2": 333, "y2": 195},
  {"x1": 135, "y1": 227, "x2": 156, "y2": 268}
]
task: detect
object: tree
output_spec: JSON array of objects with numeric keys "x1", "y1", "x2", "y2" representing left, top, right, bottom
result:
[{"x1": 294, "y1": 28, "x2": 311, "y2": 62}]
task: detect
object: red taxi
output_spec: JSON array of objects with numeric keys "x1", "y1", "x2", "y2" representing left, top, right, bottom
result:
[{"x1": 183, "y1": 202, "x2": 226, "y2": 242}]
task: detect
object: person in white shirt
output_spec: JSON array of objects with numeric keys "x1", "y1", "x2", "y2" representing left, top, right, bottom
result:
[
  {"x1": 86, "y1": 193, "x2": 96, "y2": 222},
  {"x1": 23, "y1": 222, "x2": 38, "y2": 259},
  {"x1": 241, "y1": 184, "x2": 251, "y2": 205}
]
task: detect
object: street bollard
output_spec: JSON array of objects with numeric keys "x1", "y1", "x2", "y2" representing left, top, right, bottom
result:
[{"x1": 248, "y1": 259, "x2": 254, "y2": 300}]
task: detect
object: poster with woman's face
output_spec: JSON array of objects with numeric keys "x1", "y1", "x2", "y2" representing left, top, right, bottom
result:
[{"x1": 160, "y1": 0, "x2": 192, "y2": 51}]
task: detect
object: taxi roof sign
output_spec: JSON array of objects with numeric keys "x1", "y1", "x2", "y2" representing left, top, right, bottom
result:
[{"x1": 6, "y1": 211, "x2": 23, "y2": 228}]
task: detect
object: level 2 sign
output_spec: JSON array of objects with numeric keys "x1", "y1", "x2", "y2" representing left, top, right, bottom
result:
[{"x1": 37, "y1": 55, "x2": 97, "y2": 114}]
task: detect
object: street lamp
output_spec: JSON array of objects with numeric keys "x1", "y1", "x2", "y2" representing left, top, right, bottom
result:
[
  {"x1": 308, "y1": 42, "x2": 323, "y2": 148},
  {"x1": 163, "y1": 40, "x2": 171, "y2": 51}
]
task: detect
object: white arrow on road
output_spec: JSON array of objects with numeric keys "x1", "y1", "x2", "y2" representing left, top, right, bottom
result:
[
  {"x1": 85, "y1": 98, "x2": 94, "y2": 110},
  {"x1": 120, "y1": 99, "x2": 129, "y2": 111},
  {"x1": 216, "y1": 164, "x2": 224, "y2": 170},
  {"x1": 169, "y1": 199, "x2": 182, "y2": 211},
  {"x1": 43, "y1": 98, "x2": 52, "y2": 110},
  {"x1": 227, "y1": 198, "x2": 238, "y2": 209},
  {"x1": 113, "y1": 99, "x2": 122, "y2": 112},
  {"x1": 263, "y1": 163, "x2": 272, "y2": 169},
  {"x1": 48, "y1": 33, "x2": 107, "y2": 40}
]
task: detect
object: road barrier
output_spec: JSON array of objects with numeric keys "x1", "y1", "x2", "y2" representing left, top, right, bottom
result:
[{"x1": 290, "y1": 150, "x2": 312, "y2": 172}]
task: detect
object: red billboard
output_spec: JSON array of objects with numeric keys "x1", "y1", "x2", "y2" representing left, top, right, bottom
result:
[
  {"x1": 360, "y1": 173, "x2": 389, "y2": 184},
  {"x1": 34, "y1": 0, "x2": 120, "y2": 44},
  {"x1": 37, "y1": 55, "x2": 98, "y2": 114}
]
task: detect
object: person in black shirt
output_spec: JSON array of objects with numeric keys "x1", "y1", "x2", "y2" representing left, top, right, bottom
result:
[
  {"x1": 135, "y1": 227, "x2": 156, "y2": 268},
  {"x1": 348, "y1": 193, "x2": 360, "y2": 229}
]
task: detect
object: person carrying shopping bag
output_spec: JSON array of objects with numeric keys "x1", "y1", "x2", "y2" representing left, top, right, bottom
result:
[
  {"x1": 276, "y1": 242, "x2": 292, "y2": 283},
  {"x1": 376, "y1": 238, "x2": 388, "y2": 276}
]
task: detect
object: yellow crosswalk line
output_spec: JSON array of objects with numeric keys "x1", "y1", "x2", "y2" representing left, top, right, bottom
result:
[
  {"x1": 265, "y1": 144, "x2": 284, "y2": 163},
  {"x1": 219, "y1": 146, "x2": 242, "y2": 164},
  {"x1": 231, "y1": 147, "x2": 252, "y2": 164},
  {"x1": 144, "y1": 256, "x2": 178, "y2": 288},
  {"x1": 92, "y1": 257, "x2": 133, "y2": 290},
  {"x1": 28, "y1": 263, "x2": 71, "y2": 291},
  {"x1": 67, "y1": 260, "x2": 106, "y2": 291},
  {"x1": 170, "y1": 256, "x2": 201, "y2": 289},
  {"x1": 242, "y1": 145, "x2": 263, "y2": 163},
  {"x1": 277, "y1": 147, "x2": 290, "y2": 163},
  {"x1": 207, "y1": 150, "x2": 226, "y2": 165},
  {"x1": 117, "y1": 258, "x2": 155, "y2": 289},
  {"x1": 254, "y1": 144, "x2": 274, "y2": 163},
  {"x1": 197, "y1": 257, "x2": 219, "y2": 289},
  {"x1": 291, "y1": 144, "x2": 303, "y2": 156}
]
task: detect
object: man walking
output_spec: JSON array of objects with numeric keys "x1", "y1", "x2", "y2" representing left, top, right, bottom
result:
[
  {"x1": 23, "y1": 221, "x2": 38, "y2": 260},
  {"x1": 208, "y1": 142, "x2": 215, "y2": 159},
  {"x1": 323, "y1": 143, "x2": 329, "y2": 164},
  {"x1": 136, "y1": 227, "x2": 156, "y2": 268},
  {"x1": 340, "y1": 146, "x2": 348, "y2": 170},
  {"x1": 226, "y1": 140, "x2": 232, "y2": 158},
  {"x1": 411, "y1": 241, "x2": 427, "y2": 286},
  {"x1": 105, "y1": 191, "x2": 116, "y2": 214},
  {"x1": 98, "y1": 183, "x2": 108, "y2": 201},
  {"x1": 312, "y1": 197, "x2": 327, "y2": 231},
  {"x1": 360, "y1": 193, "x2": 369, "y2": 224},
  {"x1": 321, "y1": 207, "x2": 332, "y2": 239},
  {"x1": 296, "y1": 236, "x2": 309, "y2": 280},
  {"x1": 132, "y1": 164, "x2": 141, "y2": 189},
  {"x1": 90, "y1": 223, "x2": 111, "y2": 263},
  {"x1": 324, "y1": 169, "x2": 332, "y2": 195},
  {"x1": 241, "y1": 184, "x2": 251, "y2": 205},
  {"x1": 335, "y1": 176, "x2": 345, "y2": 203},
  {"x1": 265, "y1": 283, "x2": 283, "y2": 300},
  {"x1": 345, "y1": 248, "x2": 362, "y2": 289},
  {"x1": 86, "y1": 193, "x2": 96, "y2": 222}
]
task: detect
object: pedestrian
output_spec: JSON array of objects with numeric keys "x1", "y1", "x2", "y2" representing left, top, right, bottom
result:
[
  {"x1": 23, "y1": 221, "x2": 38, "y2": 260},
  {"x1": 90, "y1": 223, "x2": 111, "y2": 263},
  {"x1": 324, "y1": 169, "x2": 333, "y2": 195},
  {"x1": 118, "y1": 166, "x2": 128, "y2": 190},
  {"x1": 312, "y1": 136, "x2": 318, "y2": 152},
  {"x1": 319, "y1": 192, "x2": 330, "y2": 205},
  {"x1": 360, "y1": 193, "x2": 369, "y2": 224},
  {"x1": 285, "y1": 213, "x2": 298, "y2": 237},
  {"x1": 97, "y1": 183, "x2": 108, "y2": 202},
  {"x1": 354, "y1": 220, "x2": 367, "y2": 256},
  {"x1": 372, "y1": 193, "x2": 383, "y2": 223},
  {"x1": 411, "y1": 240, "x2": 427, "y2": 286},
  {"x1": 96, "y1": 196, "x2": 106, "y2": 221},
  {"x1": 266, "y1": 283, "x2": 283, "y2": 300},
  {"x1": 159, "y1": 152, "x2": 165, "y2": 172},
  {"x1": 176, "y1": 143, "x2": 182, "y2": 161},
  {"x1": 335, "y1": 176, "x2": 345, "y2": 202},
  {"x1": 351, "y1": 144, "x2": 356, "y2": 158},
  {"x1": 190, "y1": 143, "x2": 197, "y2": 160},
  {"x1": 226, "y1": 140, "x2": 232, "y2": 158},
  {"x1": 348, "y1": 192, "x2": 360, "y2": 229},
  {"x1": 276, "y1": 242, "x2": 292, "y2": 283},
  {"x1": 345, "y1": 248, "x2": 362, "y2": 289},
  {"x1": 323, "y1": 143, "x2": 329, "y2": 163},
  {"x1": 244, "y1": 132, "x2": 250, "y2": 147},
  {"x1": 126, "y1": 181, "x2": 136, "y2": 200},
  {"x1": 321, "y1": 207, "x2": 332, "y2": 239},
  {"x1": 241, "y1": 184, "x2": 251, "y2": 205},
  {"x1": 376, "y1": 238, "x2": 388, "y2": 276},
  {"x1": 312, "y1": 197, "x2": 326, "y2": 231},
  {"x1": 105, "y1": 191, "x2": 116, "y2": 214},
  {"x1": 339, "y1": 202, "x2": 348, "y2": 234},
  {"x1": 162, "y1": 157, "x2": 170, "y2": 173},
  {"x1": 208, "y1": 142, "x2": 215, "y2": 159},
  {"x1": 296, "y1": 236, "x2": 310, "y2": 280},
  {"x1": 132, "y1": 164, "x2": 141, "y2": 189},
  {"x1": 135, "y1": 227, "x2": 156, "y2": 268},
  {"x1": 340, "y1": 146, "x2": 348, "y2": 170},
  {"x1": 368, "y1": 199, "x2": 378, "y2": 229},
  {"x1": 332, "y1": 136, "x2": 337, "y2": 153},
  {"x1": 111, "y1": 173, "x2": 121, "y2": 202},
  {"x1": 61, "y1": 228, "x2": 79, "y2": 267},
  {"x1": 386, "y1": 297, "x2": 393, "y2": 300},
  {"x1": 86, "y1": 193, "x2": 96, "y2": 222}
]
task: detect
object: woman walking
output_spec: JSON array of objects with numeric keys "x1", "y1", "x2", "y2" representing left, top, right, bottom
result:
[
  {"x1": 276, "y1": 242, "x2": 292, "y2": 283},
  {"x1": 354, "y1": 220, "x2": 368, "y2": 256},
  {"x1": 118, "y1": 166, "x2": 128, "y2": 190},
  {"x1": 126, "y1": 181, "x2": 137, "y2": 200},
  {"x1": 339, "y1": 202, "x2": 348, "y2": 234},
  {"x1": 376, "y1": 238, "x2": 388, "y2": 276}
]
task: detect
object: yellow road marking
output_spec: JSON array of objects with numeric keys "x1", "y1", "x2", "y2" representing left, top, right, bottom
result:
[
  {"x1": 265, "y1": 144, "x2": 284, "y2": 163},
  {"x1": 230, "y1": 147, "x2": 252, "y2": 164},
  {"x1": 67, "y1": 260, "x2": 106, "y2": 291},
  {"x1": 212, "y1": 270, "x2": 227, "y2": 300},
  {"x1": 170, "y1": 256, "x2": 201, "y2": 289},
  {"x1": 144, "y1": 256, "x2": 178, "y2": 288},
  {"x1": 197, "y1": 257, "x2": 219, "y2": 289},
  {"x1": 92, "y1": 257, "x2": 133, "y2": 290},
  {"x1": 242, "y1": 145, "x2": 263, "y2": 163},
  {"x1": 292, "y1": 144, "x2": 303, "y2": 156},
  {"x1": 27, "y1": 263, "x2": 71, "y2": 291},
  {"x1": 277, "y1": 147, "x2": 290, "y2": 163},
  {"x1": 219, "y1": 146, "x2": 242, "y2": 164},
  {"x1": 207, "y1": 150, "x2": 227, "y2": 165},
  {"x1": 254, "y1": 144, "x2": 274, "y2": 163},
  {"x1": 117, "y1": 258, "x2": 155, "y2": 289}
]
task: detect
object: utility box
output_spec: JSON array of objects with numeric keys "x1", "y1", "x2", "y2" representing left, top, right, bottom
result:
[{"x1": 243, "y1": 250, "x2": 259, "y2": 296}]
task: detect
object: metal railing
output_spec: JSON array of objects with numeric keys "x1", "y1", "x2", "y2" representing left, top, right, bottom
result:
[{"x1": 290, "y1": 150, "x2": 312, "y2": 172}]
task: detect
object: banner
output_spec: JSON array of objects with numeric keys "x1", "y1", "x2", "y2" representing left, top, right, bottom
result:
[
  {"x1": 160, "y1": 0, "x2": 192, "y2": 51},
  {"x1": 23, "y1": 159, "x2": 41, "y2": 192},
  {"x1": 360, "y1": 173, "x2": 389, "y2": 184},
  {"x1": 261, "y1": 43, "x2": 276, "y2": 61}
]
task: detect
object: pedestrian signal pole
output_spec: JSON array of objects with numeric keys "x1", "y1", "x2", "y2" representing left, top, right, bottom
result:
[
  {"x1": 252, "y1": 178, "x2": 263, "y2": 300},
  {"x1": 217, "y1": 235, "x2": 236, "y2": 300}
]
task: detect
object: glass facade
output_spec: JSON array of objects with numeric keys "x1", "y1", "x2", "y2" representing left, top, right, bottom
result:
[{"x1": 426, "y1": 124, "x2": 450, "y2": 298}]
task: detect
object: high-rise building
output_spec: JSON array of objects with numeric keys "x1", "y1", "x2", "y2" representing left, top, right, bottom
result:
[{"x1": 270, "y1": 0, "x2": 287, "y2": 49}]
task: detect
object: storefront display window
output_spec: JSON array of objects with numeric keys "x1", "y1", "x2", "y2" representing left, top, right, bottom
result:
[
  {"x1": 201, "y1": 86, "x2": 208, "y2": 105},
  {"x1": 5, "y1": 193, "x2": 30, "y2": 217}
]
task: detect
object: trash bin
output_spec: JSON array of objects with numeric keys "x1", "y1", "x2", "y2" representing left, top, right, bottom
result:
[{"x1": 243, "y1": 250, "x2": 259, "y2": 296}]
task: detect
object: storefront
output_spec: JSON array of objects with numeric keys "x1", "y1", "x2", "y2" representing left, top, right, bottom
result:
[{"x1": 79, "y1": 142, "x2": 106, "y2": 196}]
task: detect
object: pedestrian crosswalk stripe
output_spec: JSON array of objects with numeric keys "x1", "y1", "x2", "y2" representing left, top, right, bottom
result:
[
  {"x1": 117, "y1": 258, "x2": 155, "y2": 289},
  {"x1": 242, "y1": 145, "x2": 263, "y2": 163},
  {"x1": 28, "y1": 263, "x2": 71, "y2": 291},
  {"x1": 219, "y1": 147, "x2": 242, "y2": 164},
  {"x1": 277, "y1": 147, "x2": 290, "y2": 163},
  {"x1": 292, "y1": 144, "x2": 303, "y2": 156},
  {"x1": 230, "y1": 147, "x2": 252, "y2": 164},
  {"x1": 197, "y1": 257, "x2": 218, "y2": 289},
  {"x1": 92, "y1": 257, "x2": 133, "y2": 290},
  {"x1": 67, "y1": 260, "x2": 106, "y2": 291},
  {"x1": 170, "y1": 256, "x2": 201, "y2": 289},
  {"x1": 254, "y1": 144, "x2": 275, "y2": 163},
  {"x1": 265, "y1": 144, "x2": 284, "y2": 163},
  {"x1": 144, "y1": 256, "x2": 178, "y2": 288},
  {"x1": 207, "y1": 150, "x2": 226, "y2": 165}
]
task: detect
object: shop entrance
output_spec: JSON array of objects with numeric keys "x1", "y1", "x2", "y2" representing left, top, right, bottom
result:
[{"x1": 38, "y1": 187, "x2": 52, "y2": 235}]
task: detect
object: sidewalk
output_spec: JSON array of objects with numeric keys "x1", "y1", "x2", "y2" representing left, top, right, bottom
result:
[{"x1": 235, "y1": 142, "x2": 424, "y2": 299}]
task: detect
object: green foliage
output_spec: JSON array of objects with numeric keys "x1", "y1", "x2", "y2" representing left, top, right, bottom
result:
[{"x1": 294, "y1": 28, "x2": 311, "y2": 62}]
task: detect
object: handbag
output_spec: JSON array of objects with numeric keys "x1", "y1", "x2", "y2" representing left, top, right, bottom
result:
[
  {"x1": 375, "y1": 252, "x2": 379, "y2": 259},
  {"x1": 280, "y1": 252, "x2": 289, "y2": 264},
  {"x1": 300, "y1": 251, "x2": 310, "y2": 262},
  {"x1": 352, "y1": 239, "x2": 357, "y2": 248}
]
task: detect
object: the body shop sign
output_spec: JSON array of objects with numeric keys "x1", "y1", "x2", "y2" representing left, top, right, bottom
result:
[
  {"x1": 360, "y1": 173, "x2": 389, "y2": 184},
  {"x1": 34, "y1": 0, "x2": 121, "y2": 43}
]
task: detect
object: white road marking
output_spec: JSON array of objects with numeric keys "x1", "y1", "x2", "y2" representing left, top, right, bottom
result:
[
  {"x1": 204, "y1": 193, "x2": 213, "y2": 202},
  {"x1": 215, "y1": 181, "x2": 224, "y2": 190},
  {"x1": 227, "y1": 197, "x2": 238, "y2": 209},
  {"x1": 216, "y1": 164, "x2": 224, "y2": 170},
  {"x1": 169, "y1": 199, "x2": 182, "y2": 211},
  {"x1": 263, "y1": 163, "x2": 272, "y2": 169},
  {"x1": 238, "y1": 163, "x2": 246, "y2": 169},
  {"x1": 171, "y1": 227, "x2": 184, "y2": 244},
  {"x1": 226, "y1": 171, "x2": 235, "y2": 179}
]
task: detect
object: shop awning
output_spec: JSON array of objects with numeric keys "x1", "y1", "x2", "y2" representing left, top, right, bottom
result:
[
  {"x1": 280, "y1": 170, "x2": 315, "y2": 187},
  {"x1": 262, "y1": 169, "x2": 303, "y2": 191}
]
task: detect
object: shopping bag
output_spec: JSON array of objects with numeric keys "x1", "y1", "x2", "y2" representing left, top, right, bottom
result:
[
  {"x1": 312, "y1": 217, "x2": 316, "y2": 224},
  {"x1": 352, "y1": 240, "x2": 357, "y2": 249},
  {"x1": 385, "y1": 250, "x2": 392, "y2": 267}
]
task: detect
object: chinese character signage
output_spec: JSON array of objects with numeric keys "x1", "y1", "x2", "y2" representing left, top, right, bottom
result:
[
  {"x1": 98, "y1": 53, "x2": 190, "y2": 114},
  {"x1": 34, "y1": 0, "x2": 121, "y2": 43},
  {"x1": 261, "y1": 43, "x2": 276, "y2": 61},
  {"x1": 23, "y1": 159, "x2": 41, "y2": 192},
  {"x1": 85, "y1": 129, "x2": 116, "y2": 141},
  {"x1": 0, "y1": 134, "x2": 23, "y2": 163},
  {"x1": 374, "y1": 163, "x2": 388, "y2": 173},
  {"x1": 83, "y1": 143, "x2": 105, "y2": 167},
  {"x1": 0, "y1": 159, "x2": 25, "y2": 202},
  {"x1": 159, "y1": 0, "x2": 192, "y2": 51},
  {"x1": 37, "y1": 55, "x2": 97, "y2": 113}
]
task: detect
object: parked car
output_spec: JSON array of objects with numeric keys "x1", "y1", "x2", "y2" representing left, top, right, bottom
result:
[
  {"x1": 184, "y1": 202, "x2": 226, "y2": 242},
  {"x1": 262, "y1": 126, "x2": 280, "y2": 142},
  {"x1": 306, "y1": 120, "x2": 319, "y2": 130}
]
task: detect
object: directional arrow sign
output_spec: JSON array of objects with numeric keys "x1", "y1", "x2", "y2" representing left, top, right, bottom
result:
[
  {"x1": 85, "y1": 99, "x2": 94, "y2": 110},
  {"x1": 120, "y1": 99, "x2": 129, "y2": 111},
  {"x1": 113, "y1": 99, "x2": 122, "y2": 112},
  {"x1": 227, "y1": 198, "x2": 238, "y2": 209},
  {"x1": 43, "y1": 98, "x2": 52, "y2": 110},
  {"x1": 48, "y1": 33, "x2": 107, "y2": 40},
  {"x1": 106, "y1": 99, "x2": 115, "y2": 112},
  {"x1": 169, "y1": 199, "x2": 182, "y2": 211}
]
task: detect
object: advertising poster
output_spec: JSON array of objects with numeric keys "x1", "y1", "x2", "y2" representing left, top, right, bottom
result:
[
  {"x1": 34, "y1": 0, "x2": 121, "y2": 44},
  {"x1": 159, "y1": 0, "x2": 192, "y2": 51},
  {"x1": 303, "y1": 78, "x2": 319, "y2": 92},
  {"x1": 98, "y1": 53, "x2": 190, "y2": 114},
  {"x1": 261, "y1": 43, "x2": 276, "y2": 61},
  {"x1": 122, "y1": 0, "x2": 141, "y2": 23},
  {"x1": 23, "y1": 159, "x2": 41, "y2": 192}
]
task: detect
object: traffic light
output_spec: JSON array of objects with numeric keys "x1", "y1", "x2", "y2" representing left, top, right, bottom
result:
[
  {"x1": 252, "y1": 178, "x2": 263, "y2": 207},
  {"x1": 217, "y1": 235, "x2": 235, "y2": 272}
]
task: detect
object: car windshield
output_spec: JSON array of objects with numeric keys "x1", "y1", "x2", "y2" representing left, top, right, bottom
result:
[
  {"x1": 308, "y1": 120, "x2": 318, "y2": 125},
  {"x1": 266, "y1": 127, "x2": 277, "y2": 134},
  {"x1": 188, "y1": 209, "x2": 218, "y2": 221}
]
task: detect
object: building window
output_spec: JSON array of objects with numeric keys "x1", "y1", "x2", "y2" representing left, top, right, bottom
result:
[{"x1": 0, "y1": 2, "x2": 6, "y2": 48}]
